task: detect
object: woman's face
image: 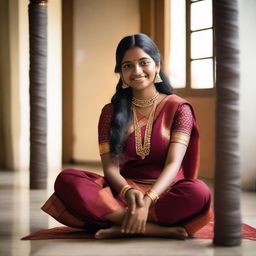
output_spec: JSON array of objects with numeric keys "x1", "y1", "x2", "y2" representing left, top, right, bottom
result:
[{"x1": 120, "y1": 47, "x2": 160, "y2": 91}]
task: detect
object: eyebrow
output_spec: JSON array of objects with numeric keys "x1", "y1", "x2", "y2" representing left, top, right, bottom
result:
[{"x1": 121, "y1": 57, "x2": 150, "y2": 65}]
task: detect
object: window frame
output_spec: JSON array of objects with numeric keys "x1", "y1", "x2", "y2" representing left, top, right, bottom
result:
[{"x1": 172, "y1": 0, "x2": 216, "y2": 97}]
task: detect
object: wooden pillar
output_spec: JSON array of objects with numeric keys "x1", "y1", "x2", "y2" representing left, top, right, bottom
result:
[
  {"x1": 213, "y1": 0, "x2": 241, "y2": 246},
  {"x1": 29, "y1": 0, "x2": 48, "y2": 189}
]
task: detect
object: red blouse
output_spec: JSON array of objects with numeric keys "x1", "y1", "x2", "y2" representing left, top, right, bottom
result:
[{"x1": 98, "y1": 101, "x2": 194, "y2": 155}]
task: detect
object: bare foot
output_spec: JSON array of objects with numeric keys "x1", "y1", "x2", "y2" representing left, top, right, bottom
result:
[
  {"x1": 95, "y1": 226, "x2": 127, "y2": 239},
  {"x1": 163, "y1": 226, "x2": 188, "y2": 240},
  {"x1": 145, "y1": 223, "x2": 188, "y2": 240},
  {"x1": 95, "y1": 224, "x2": 188, "y2": 240}
]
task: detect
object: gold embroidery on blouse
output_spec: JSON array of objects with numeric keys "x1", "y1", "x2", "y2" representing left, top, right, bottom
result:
[
  {"x1": 99, "y1": 142, "x2": 110, "y2": 155},
  {"x1": 170, "y1": 131, "x2": 190, "y2": 146}
]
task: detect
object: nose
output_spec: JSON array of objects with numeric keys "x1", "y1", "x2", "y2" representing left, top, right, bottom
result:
[{"x1": 133, "y1": 64, "x2": 143, "y2": 75}]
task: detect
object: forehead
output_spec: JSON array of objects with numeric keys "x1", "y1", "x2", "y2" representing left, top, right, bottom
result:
[{"x1": 122, "y1": 47, "x2": 152, "y2": 63}]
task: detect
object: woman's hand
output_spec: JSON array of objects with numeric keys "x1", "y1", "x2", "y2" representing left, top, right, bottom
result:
[
  {"x1": 125, "y1": 189, "x2": 144, "y2": 214},
  {"x1": 121, "y1": 192, "x2": 151, "y2": 234}
]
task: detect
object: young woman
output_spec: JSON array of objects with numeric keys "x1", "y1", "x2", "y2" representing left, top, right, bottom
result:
[{"x1": 42, "y1": 33, "x2": 212, "y2": 239}]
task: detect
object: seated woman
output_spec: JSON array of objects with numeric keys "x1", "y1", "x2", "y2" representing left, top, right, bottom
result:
[{"x1": 42, "y1": 33, "x2": 213, "y2": 239}]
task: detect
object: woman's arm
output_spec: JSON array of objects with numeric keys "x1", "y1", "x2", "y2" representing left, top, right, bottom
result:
[
  {"x1": 121, "y1": 144, "x2": 188, "y2": 234},
  {"x1": 148, "y1": 103, "x2": 194, "y2": 201},
  {"x1": 98, "y1": 104, "x2": 129, "y2": 194},
  {"x1": 99, "y1": 104, "x2": 144, "y2": 218},
  {"x1": 100, "y1": 153, "x2": 128, "y2": 193},
  {"x1": 101, "y1": 153, "x2": 144, "y2": 211},
  {"x1": 150, "y1": 142, "x2": 187, "y2": 196}
]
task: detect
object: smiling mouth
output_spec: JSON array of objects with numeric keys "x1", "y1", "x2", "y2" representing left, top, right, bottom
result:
[{"x1": 132, "y1": 76, "x2": 147, "y2": 81}]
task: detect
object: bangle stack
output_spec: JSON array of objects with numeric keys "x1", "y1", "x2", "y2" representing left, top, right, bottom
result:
[
  {"x1": 145, "y1": 190, "x2": 159, "y2": 206},
  {"x1": 120, "y1": 184, "x2": 133, "y2": 201}
]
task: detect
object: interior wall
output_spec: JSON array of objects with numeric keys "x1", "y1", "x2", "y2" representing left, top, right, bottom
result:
[
  {"x1": 0, "y1": 0, "x2": 62, "y2": 182},
  {"x1": 0, "y1": 0, "x2": 11, "y2": 169},
  {"x1": 62, "y1": 0, "x2": 74, "y2": 163},
  {"x1": 68, "y1": 0, "x2": 215, "y2": 179},
  {"x1": 187, "y1": 97, "x2": 215, "y2": 179},
  {"x1": 0, "y1": 0, "x2": 33, "y2": 172},
  {"x1": 18, "y1": 0, "x2": 30, "y2": 172},
  {"x1": 72, "y1": 0, "x2": 140, "y2": 162},
  {"x1": 238, "y1": 0, "x2": 256, "y2": 190},
  {"x1": 47, "y1": 0, "x2": 63, "y2": 190},
  {"x1": 189, "y1": 0, "x2": 256, "y2": 184},
  {"x1": 8, "y1": 0, "x2": 21, "y2": 171}
]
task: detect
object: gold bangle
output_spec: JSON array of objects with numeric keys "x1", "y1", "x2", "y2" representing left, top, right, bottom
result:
[
  {"x1": 145, "y1": 190, "x2": 159, "y2": 206},
  {"x1": 120, "y1": 185, "x2": 133, "y2": 201}
]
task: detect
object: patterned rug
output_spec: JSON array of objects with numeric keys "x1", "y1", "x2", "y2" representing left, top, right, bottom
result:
[{"x1": 21, "y1": 222, "x2": 256, "y2": 241}]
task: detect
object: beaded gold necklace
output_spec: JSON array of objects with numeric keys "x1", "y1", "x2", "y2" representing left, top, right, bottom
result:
[{"x1": 131, "y1": 92, "x2": 159, "y2": 159}]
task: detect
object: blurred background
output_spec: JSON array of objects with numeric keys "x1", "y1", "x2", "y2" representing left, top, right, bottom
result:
[{"x1": 0, "y1": 0, "x2": 255, "y2": 191}]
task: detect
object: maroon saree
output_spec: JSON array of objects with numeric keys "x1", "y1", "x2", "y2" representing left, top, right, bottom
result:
[{"x1": 42, "y1": 94, "x2": 213, "y2": 236}]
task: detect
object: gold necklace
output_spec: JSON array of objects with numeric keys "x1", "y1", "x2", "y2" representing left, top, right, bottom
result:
[
  {"x1": 132, "y1": 92, "x2": 159, "y2": 108},
  {"x1": 132, "y1": 93, "x2": 159, "y2": 159}
]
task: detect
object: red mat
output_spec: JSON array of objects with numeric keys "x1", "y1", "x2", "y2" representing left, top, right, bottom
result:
[
  {"x1": 21, "y1": 222, "x2": 256, "y2": 241},
  {"x1": 193, "y1": 222, "x2": 256, "y2": 240}
]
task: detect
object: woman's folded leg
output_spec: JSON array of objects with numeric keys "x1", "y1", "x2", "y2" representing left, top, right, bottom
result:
[
  {"x1": 54, "y1": 168, "x2": 125, "y2": 227},
  {"x1": 153, "y1": 179, "x2": 212, "y2": 235}
]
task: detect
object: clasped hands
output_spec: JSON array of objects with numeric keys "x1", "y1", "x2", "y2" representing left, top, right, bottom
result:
[{"x1": 121, "y1": 189, "x2": 151, "y2": 234}]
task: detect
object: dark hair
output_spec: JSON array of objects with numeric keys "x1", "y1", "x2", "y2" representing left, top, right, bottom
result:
[{"x1": 110, "y1": 33, "x2": 173, "y2": 157}]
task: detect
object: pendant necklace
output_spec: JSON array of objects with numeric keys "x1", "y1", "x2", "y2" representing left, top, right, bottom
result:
[{"x1": 131, "y1": 92, "x2": 159, "y2": 159}]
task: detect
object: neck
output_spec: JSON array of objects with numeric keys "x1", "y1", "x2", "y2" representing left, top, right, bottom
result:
[{"x1": 132, "y1": 84, "x2": 157, "y2": 100}]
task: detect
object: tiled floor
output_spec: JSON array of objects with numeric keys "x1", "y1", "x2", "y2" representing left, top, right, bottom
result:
[{"x1": 0, "y1": 166, "x2": 256, "y2": 256}]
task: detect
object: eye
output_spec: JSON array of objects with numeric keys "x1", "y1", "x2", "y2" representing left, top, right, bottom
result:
[
  {"x1": 140, "y1": 60, "x2": 150, "y2": 66},
  {"x1": 122, "y1": 63, "x2": 132, "y2": 70}
]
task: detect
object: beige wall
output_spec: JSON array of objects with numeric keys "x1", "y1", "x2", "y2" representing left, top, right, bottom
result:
[
  {"x1": 70, "y1": 0, "x2": 216, "y2": 179},
  {"x1": 0, "y1": 0, "x2": 11, "y2": 169},
  {"x1": 5, "y1": 0, "x2": 21, "y2": 171},
  {"x1": 238, "y1": 0, "x2": 256, "y2": 190},
  {"x1": 188, "y1": 97, "x2": 216, "y2": 179},
  {"x1": 0, "y1": 0, "x2": 62, "y2": 183},
  {"x1": 47, "y1": 0, "x2": 63, "y2": 190},
  {"x1": 0, "y1": 0, "x2": 253, "y2": 189},
  {"x1": 17, "y1": 0, "x2": 30, "y2": 172},
  {"x1": 187, "y1": 0, "x2": 256, "y2": 185},
  {"x1": 1, "y1": 0, "x2": 216, "y2": 181},
  {"x1": 62, "y1": 0, "x2": 74, "y2": 163},
  {"x1": 73, "y1": 0, "x2": 140, "y2": 162}
]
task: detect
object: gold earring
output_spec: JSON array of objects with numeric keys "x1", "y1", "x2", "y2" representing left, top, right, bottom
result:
[
  {"x1": 122, "y1": 83, "x2": 129, "y2": 89},
  {"x1": 154, "y1": 73, "x2": 163, "y2": 84}
]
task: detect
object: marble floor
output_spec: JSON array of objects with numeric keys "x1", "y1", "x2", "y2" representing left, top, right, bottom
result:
[{"x1": 0, "y1": 166, "x2": 256, "y2": 256}]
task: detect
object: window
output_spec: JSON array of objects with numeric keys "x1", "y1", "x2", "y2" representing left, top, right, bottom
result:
[{"x1": 169, "y1": 0, "x2": 215, "y2": 95}]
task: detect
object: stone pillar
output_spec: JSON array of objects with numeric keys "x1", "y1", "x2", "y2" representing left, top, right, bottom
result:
[
  {"x1": 28, "y1": 0, "x2": 48, "y2": 189},
  {"x1": 213, "y1": 0, "x2": 241, "y2": 246}
]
